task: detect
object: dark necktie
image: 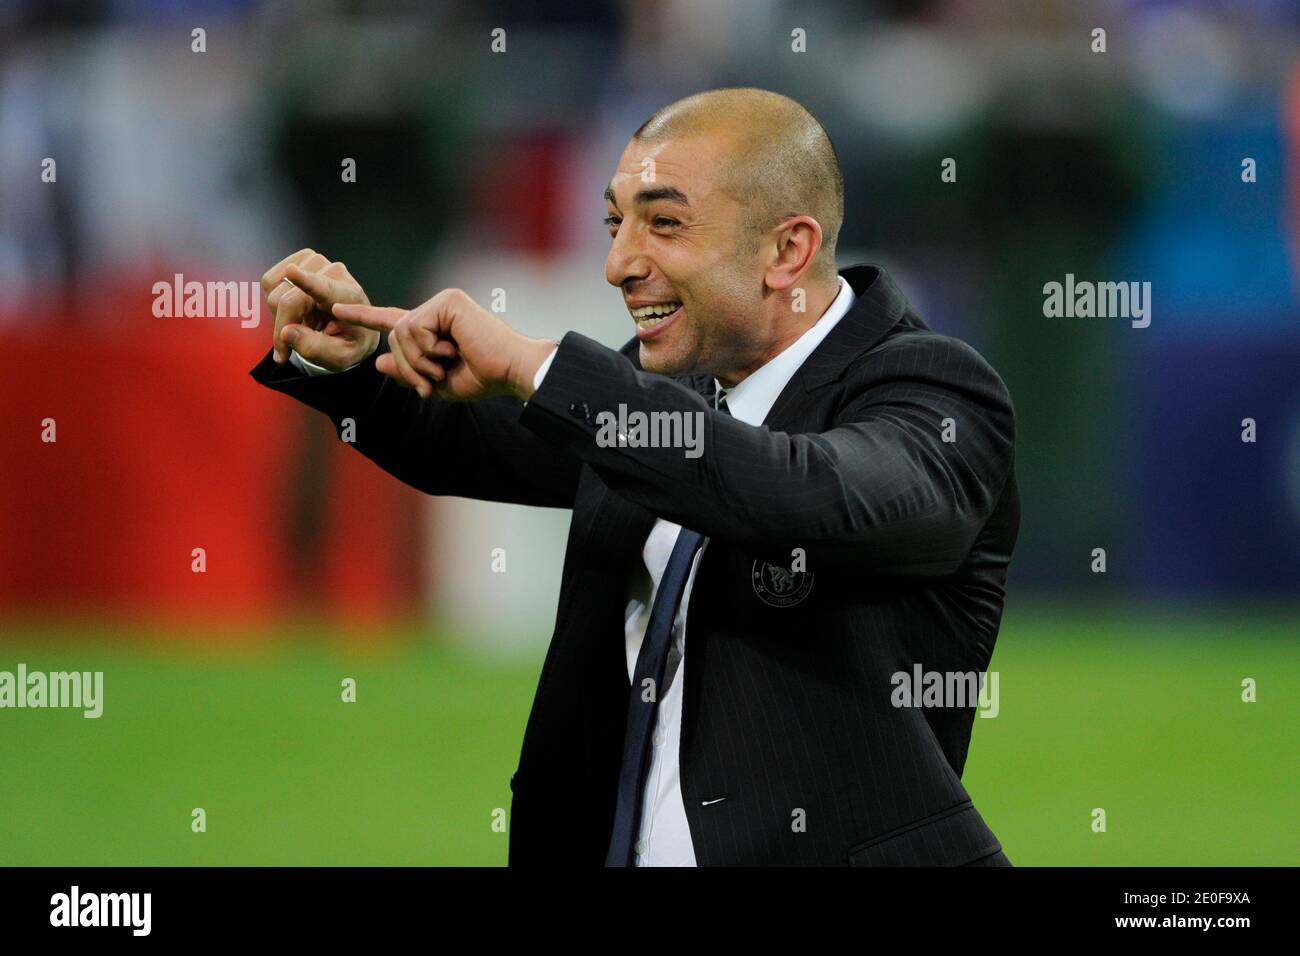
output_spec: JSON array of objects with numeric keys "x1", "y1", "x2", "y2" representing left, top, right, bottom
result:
[{"x1": 604, "y1": 389, "x2": 731, "y2": 867}]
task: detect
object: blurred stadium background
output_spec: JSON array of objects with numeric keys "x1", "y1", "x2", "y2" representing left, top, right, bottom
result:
[{"x1": 0, "y1": 0, "x2": 1296, "y2": 865}]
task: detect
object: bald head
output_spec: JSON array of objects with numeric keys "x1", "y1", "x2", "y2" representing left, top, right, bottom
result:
[{"x1": 632, "y1": 88, "x2": 844, "y2": 279}]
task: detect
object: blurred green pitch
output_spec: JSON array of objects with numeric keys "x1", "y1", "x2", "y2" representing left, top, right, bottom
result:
[{"x1": 0, "y1": 604, "x2": 1294, "y2": 866}]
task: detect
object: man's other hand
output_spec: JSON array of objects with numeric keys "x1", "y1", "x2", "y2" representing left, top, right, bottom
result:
[{"x1": 260, "y1": 249, "x2": 382, "y2": 371}]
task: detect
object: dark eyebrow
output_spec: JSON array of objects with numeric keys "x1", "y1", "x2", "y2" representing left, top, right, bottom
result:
[{"x1": 604, "y1": 183, "x2": 691, "y2": 209}]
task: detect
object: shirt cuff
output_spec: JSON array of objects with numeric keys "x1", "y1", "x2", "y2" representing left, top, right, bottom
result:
[
  {"x1": 532, "y1": 345, "x2": 559, "y2": 391},
  {"x1": 289, "y1": 349, "x2": 363, "y2": 376},
  {"x1": 289, "y1": 349, "x2": 331, "y2": 376}
]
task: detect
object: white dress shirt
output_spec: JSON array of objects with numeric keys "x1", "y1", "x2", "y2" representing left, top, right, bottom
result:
[{"x1": 290, "y1": 275, "x2": 857, "y2": 865}]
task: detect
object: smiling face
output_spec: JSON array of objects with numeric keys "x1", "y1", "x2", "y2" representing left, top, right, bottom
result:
[{"x1": 604, "y1": 133, "x2": 774, "y2": 382}]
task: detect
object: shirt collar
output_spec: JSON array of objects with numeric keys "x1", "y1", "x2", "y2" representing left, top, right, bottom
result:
[{"x1": 714, "y1": 274, "x2": 857, "y2": 425}]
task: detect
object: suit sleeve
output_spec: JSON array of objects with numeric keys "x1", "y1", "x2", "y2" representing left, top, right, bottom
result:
[
  {"x1": 518, "y1": 331, "x2": 1016, "y2": 576},
  {"x1": 249, "y1": 336, "x2": 582, "y2": 508}
]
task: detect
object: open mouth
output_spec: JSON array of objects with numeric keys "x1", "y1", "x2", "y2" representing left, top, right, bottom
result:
[{"x1": 629, "y1": 301, "x2": 683, "y2": 340}]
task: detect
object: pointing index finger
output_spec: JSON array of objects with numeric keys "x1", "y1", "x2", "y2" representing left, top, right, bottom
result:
[{"x1": 331, "y1": 302, "x2": 408, "y2": 332}]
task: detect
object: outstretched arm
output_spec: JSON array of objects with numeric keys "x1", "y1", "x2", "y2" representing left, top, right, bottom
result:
[
  {"x1": 517, "y1": 331, "x2": 1016, "y2": 575},
  {"x1": 336, "y1": 288, "x2": 1015, "y2": 574}
]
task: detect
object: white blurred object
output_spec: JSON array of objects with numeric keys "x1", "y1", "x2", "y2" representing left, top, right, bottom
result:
[
  {"x1": 420, "y1": 252, "x2": 629, "y2": 657},
  {"x1": 840, "y1": 27, "x2": 993, "y2": 140},
  {"x1": 1132, "y1": 8, "x2": 1242, "y2": 119}
]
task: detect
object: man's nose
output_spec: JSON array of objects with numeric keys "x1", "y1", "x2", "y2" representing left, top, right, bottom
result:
[{"x1": 605, "y1": 225, "x2": 651, "y2": 288}]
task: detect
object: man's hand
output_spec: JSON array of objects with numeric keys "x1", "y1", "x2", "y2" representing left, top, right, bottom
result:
[
  {"x1": 260, "y1": 249, "x2": 381, "y2": 371},
  {"x1": 333, "y1": 289, "x2": 556, "y2": 402}
]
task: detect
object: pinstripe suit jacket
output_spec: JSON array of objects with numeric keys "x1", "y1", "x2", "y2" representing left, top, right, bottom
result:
[{"x1": 250, "y1": 263, "x2": 1019, "y2": 867}]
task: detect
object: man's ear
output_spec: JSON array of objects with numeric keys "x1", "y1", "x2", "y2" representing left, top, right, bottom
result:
[{"x1": 764, "y1": 215, "x2": 823, "y2": 292}]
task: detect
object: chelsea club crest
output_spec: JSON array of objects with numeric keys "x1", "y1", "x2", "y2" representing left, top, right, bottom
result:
[{"x1": 751, "y1": 560, "x2": 815, "y2": 607}]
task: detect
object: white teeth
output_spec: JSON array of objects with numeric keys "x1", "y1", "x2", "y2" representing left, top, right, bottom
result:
[{"x1": 630, "y1": 301, "x2": 681, "y2": 325}]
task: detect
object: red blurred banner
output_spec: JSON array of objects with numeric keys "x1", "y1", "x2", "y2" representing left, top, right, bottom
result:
[{"x1": 0, "y1": 276, "x2": 423, "y2": 630}]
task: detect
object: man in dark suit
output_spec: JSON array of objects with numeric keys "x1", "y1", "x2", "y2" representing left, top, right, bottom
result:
[{"x1": 250, "y1": 88, "x2": 1018, "y2": 866}]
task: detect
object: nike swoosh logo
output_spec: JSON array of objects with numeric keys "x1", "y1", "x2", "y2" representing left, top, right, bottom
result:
[{"x1": 701, "y1": 797, "x2": 728, "y2": 806}]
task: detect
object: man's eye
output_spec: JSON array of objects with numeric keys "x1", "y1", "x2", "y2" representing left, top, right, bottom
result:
[
  {"x1": 653, "y1": 217, "x2": 680, "y2": 228},
  {"x1": 603, "y1": 216, "x2": 621, "y2": 229}
]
